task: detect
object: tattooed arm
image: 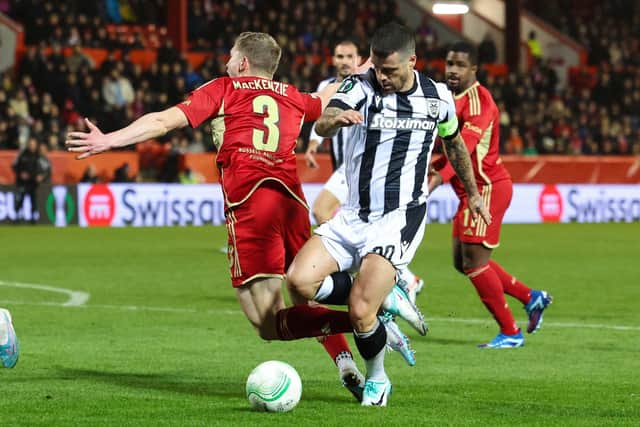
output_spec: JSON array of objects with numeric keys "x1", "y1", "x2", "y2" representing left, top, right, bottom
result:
[
  {"x1": 315, "y1": 107, "x2": 363, "y2": 137},
  {"x1": 442, "y1": 133, "x2": 492, "y2": 225}
]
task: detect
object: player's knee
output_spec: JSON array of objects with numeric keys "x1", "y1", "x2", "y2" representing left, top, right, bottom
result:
[
  {"x1": 349, "y1": 300, "x2": 376, "y2": 332},
  {"x1": 286, "y1": 266, "x2": 316, "y2": 301}
]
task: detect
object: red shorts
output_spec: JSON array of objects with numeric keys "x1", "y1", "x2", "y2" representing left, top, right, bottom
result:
[
  {"x1": 225, "y1": 181, "x2": 311, "y2": 287},
  {"x1": 452, "y1": 179, "x2": 512, "y2": 248}
]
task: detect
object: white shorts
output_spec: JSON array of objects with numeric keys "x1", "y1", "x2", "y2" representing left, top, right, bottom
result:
[
  {"x1": 323, "y1": 164, "x2": 348, "y2": 205},
  {"x1": 314, "y1": 203, "x2": 427, "y2": 272}
]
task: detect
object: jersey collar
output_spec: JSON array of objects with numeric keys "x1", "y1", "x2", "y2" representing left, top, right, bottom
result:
[{"x1": 453, "y1": 81, "x2": 480, "y2": 100}]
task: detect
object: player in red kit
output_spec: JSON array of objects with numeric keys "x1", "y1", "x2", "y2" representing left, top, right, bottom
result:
[
  {"x1": 66, "y1": 32, "x2": 367, "y2": 399},
  {"x1": 429, "y1": 41, "x2": 553, "y2": 348}
]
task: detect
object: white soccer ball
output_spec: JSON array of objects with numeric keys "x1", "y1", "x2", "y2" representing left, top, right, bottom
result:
[{"x1": 246, "y1": 360, "x2": 302, "y2": 412}]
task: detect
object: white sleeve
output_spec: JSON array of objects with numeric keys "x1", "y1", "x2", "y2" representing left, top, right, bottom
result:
[
  {"x1": 309, "y1": 79, "x2": 332, "y2": 143},
  {"x1": 327, "y1": 76, "x2": 367, "y2": 112},
  {"x1": 309, "y1": 123, "x2": 323, "y2": 143}
]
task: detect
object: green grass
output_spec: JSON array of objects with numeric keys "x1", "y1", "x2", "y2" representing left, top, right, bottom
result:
[{"x1": 1, "y1": 223, "x2": 639, "y2": 426}]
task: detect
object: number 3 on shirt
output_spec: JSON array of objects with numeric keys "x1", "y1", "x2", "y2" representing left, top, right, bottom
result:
[{"x1": 252, "y1": 95, "x2": 280, "y2": 152}]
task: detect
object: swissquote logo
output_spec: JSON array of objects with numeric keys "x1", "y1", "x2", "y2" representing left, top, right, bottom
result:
[
  {"x1": 84, "y1": 185, "x2": 115, "y2": 226},
  {"x1": 538, "y1": 185, "x2": 563, "y2": 222}
]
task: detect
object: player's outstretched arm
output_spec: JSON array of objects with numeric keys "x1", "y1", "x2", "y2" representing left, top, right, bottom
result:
[
  {"x1": 443, "y1": 133, "x2": 492, "y2": 225},
  {"x1": 313, "y1": 82, "x2": 340, "y2": 111},
  {"x1": 66, "y1": 107, "x2": 189, "y2": 159},
  {"x1": 315, "y1": 107, "x2": 363, "y2": 137},
  {"x1": 427, "y1": 167, "x2": 443, "y2": 194},
  {"x1": 305, "y1": 138, "x2": 320, "y2": 168}
]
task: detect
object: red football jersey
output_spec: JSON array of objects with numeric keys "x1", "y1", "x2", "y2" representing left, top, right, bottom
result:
[
  {"x1": 433, "y1": 81, "x2": 511, "y2": 197},
  {"x1": 176, "y1": 76, "x2": 322, "y2": 207}
]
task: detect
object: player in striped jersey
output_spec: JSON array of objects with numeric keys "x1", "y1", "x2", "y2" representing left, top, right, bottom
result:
[
  {"x1": 429, "y1": 41, "x2": 552, "y2": 348},
  {"x1": 306, "y1": 41, "x2": 418, "y2": 368},
  {"x1": 307, "y1": 41, "x2": 426, "y2": 304},
  {"x1": 288, "y1": 23, "x2": 491, "y2": 406}
]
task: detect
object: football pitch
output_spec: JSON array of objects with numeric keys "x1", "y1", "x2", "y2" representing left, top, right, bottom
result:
[{"x1": 1, "y1": 223, "x2": 638, "y2": 426}]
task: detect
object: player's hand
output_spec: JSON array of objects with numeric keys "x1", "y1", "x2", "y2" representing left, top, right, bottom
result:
[
  {"x1": 427, "y1": 169, "x2": 442, "y2": 194},
  {"x1": 305, "y1": 145, "x2": 318, "y2": 168},
  {"x1": 334, "y1": 110, "x2": 363, "y2": 127},
  {"x1": 66, "y1": 118, "x2": 111, "y2": 159},
  {"x1": 468, "y1": 193, "x2": 492, "y2": 226}
]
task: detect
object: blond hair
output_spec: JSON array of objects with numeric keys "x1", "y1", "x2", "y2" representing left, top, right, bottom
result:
[{"x1": 234, "y1": 32, "x2": 282, "y2": 77}]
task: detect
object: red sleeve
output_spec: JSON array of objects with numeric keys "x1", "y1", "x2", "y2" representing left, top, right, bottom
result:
[
  {"x1": 175, "y1": 78, "x2": 224, "y2": 128},
  {"x1": 300, "y1": 93, "x2": 322, "y2": 122},
  {"x1": 432, "y1": 154, "x2": 456, "y2": 182},
  {"x1": 458, "y1": 93, "x2": 495, "y2": 155}
]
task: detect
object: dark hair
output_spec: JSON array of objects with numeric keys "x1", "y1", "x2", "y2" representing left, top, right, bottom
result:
[
  {"x1": 335, "y1": 39, "x2": 359, "y2": 51},
  {"x1": 448, "y1": 41, "x2": 478, "y2": 65},
  {"x1": 370, "y1": 22, "x2": 415, "y2": 58}
]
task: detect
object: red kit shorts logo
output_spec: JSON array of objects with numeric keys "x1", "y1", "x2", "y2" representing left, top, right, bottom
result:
[
  {"x1": 84, "y1": 185, "x2": 115, "y2": 226},
  {"x1": 538, "y1": 185, "x2": 563, "y2": 222}
]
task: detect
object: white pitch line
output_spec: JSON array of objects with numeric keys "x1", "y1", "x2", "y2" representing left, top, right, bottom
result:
[
  {"x1": 427, "y1": 316, "x2": 640, "y2": 331},
  {"x1": 0, "y1": 280, "x2": 90, "y2": 306},
  {"x1": 0, "y1": 298, "x2": 638, "y2": 332}
]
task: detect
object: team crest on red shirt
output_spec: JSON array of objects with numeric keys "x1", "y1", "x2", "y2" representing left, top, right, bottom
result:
[{"x1": 427, "y1": 99, "x2": 440, "y2": 118}]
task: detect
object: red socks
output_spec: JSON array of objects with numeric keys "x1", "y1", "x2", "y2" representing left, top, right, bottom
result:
[
  {"x1": 465, "y1": 264, "x2": 519, "y2": 335},
  {"x1": 489, "y1": 260, "x2": 532, "y2": 304},
  {"x1": 276, "y1": 305, "x2": 352, "y2": 340},
  {"x1": 318, "y1": 334, "x2": 352, "y2": 362}
]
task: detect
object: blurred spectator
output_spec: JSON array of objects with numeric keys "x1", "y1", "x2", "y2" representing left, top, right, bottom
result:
[
  {"x1": 102, "y1": 69, "x2": 134, "y2": 130},
  {"x1": 522, "y1": 133, "x2": 539, "y2": 156},
  {"x1": 527, "y1": 31, "x2": 543, "y2": 61},
  {"x1": 81, "y1": 164, "x2": 100, "y2": 183},
  {"x1": 505, "y1": 126, "x2": 524, "y2": 154},
  {"x1": 37, "y1": 143, "x2": 52, "y2": 184},
  {"x1": 178, "y1": 168, "x2": 202, "y2": 184},
  {"x1": 157, "y1": 39, "x2": 179, "y2": 65},
  {"x1": 188, "y1": 130, "x2": 207, "y2": 153},
  {"x1": 478, "y1": 34, "x2": 497, "y2": 64},
  {"x1": 113, "y1": 162, "x2": 134, "y2": 182},
  {"x1": 9, "y1": 90, "x2": 30, "y2": 121},
  {"x1": 105, "y1": 0, "x2": 123, "y2": 24},
  {"x1": 159, "y1": 137, "x2": 183, "y2": 183},
  {"x1": 12, "y1": 138, "x2": 42, "y2": 223},
  {"x1": 66, "y1": 45, "x2": 95, "y2": 73}
]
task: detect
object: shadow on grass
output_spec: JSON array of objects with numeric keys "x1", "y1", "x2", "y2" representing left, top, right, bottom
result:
[
  {"x1": 56, "y1": 368, "x2": 243, "y2": 398},
  {"x1": 53, "y1": 368, "x2": 354, "y2": 408},
  {"x1": 425, "y1": 337, "x2": 481, "y2": 346}
]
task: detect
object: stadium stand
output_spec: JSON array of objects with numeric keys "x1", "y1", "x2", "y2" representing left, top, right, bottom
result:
[{"x1": 0, "y1": 0, "x2": 638, "y2": 184}]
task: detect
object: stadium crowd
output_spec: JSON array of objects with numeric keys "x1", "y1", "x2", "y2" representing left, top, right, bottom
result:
[{"x1": 0, "y1": 0, "x2": 638, "y2": 181}]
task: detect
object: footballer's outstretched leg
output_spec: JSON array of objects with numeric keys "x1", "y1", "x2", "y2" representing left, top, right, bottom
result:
[
  {"x1": 379, "y1": 312, "x2": 416, "y2": 366},
  {"x1": 335, "y1": 351, "x2": 365, "y2": 402},
  {"x1": 381, "y1": 284, "x2": 428, "y2": 336},
  {"x1": 525, "y1": 290, "x2": 553, "y2": 334},
  {"x1": 478, "y1": 330, "x2": 524, "y2": 348}
]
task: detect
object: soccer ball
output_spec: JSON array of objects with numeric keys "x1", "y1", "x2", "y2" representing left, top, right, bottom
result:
[{"x1": 246, "y1": 360, "x2": 302, "y2": 412}]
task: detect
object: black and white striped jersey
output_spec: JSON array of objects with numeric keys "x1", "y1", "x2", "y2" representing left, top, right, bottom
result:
[
  {"x1": 309, "y1": 77, "x2": 351, "y2": 170},
  {"x1": 327, "y1": 69, "x2": 459, "y2": 222}
]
